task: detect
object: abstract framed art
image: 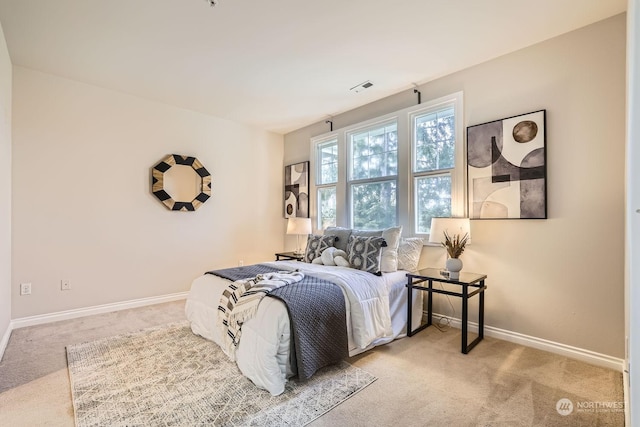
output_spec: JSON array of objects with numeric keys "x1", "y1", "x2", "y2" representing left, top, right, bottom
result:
[
  {"x1": 284, "y1": 161, "x2": 309, "y2": 218},
  {"x1": 467, "y1": 110, "x2": 547, "y2": 219}
]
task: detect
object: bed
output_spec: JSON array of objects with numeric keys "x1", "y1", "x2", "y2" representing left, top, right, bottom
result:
[{"x1": 185, "y1": 260, "x2": 423, "y2": 396}]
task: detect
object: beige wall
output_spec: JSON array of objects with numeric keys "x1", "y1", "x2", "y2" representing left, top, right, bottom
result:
[
  {"x1": 0, "y1": 22, "x2": 11, "y2": 344},
  {"x1": 285, "y1": 15, "x2": 626, "y2": 358},
  {"x1": 11, "y1": 67, "x2": 284, "y2": 318}
]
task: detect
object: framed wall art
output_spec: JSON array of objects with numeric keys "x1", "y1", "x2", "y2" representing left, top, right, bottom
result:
[
  {"x1": 284, "y1": 161, "x2": 309, "y2": 218},
  {"x1": 467, "y1": 110, "x2": 546, "y2": 219},
  {"x1": 151, "y1": 154, "x2": 211, "y2": 211}
]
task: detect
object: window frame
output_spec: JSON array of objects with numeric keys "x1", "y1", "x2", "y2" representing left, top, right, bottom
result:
[
  {"x1": 409, "y1": 94, "x2": 465, "y2": 236},
  {"x1": 309, "y1": 91, "x2": 464, "y2": 239},
  {"x1": 316, "y1": 138, "x2": 339, "y2": 186},
  {"x1": 311, "y1": 135, "x2": 340, "y2": 230},
  {"x1": 346, "y1": 119, "x2": 399, "y2": 229}
]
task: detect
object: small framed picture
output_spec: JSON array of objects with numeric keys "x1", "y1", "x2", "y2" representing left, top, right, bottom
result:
[{"x1": 284, "y1": 161, "x2": 309, "y2": 218}]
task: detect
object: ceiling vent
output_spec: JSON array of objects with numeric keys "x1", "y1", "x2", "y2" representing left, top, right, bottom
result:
[{"x1": 350, "y1": 80, "x2": 373, "y2": 93}]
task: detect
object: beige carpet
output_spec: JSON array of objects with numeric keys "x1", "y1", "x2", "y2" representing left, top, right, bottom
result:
[{"x1": 0, "y1": 301, "x2": 625, "y2": 426}]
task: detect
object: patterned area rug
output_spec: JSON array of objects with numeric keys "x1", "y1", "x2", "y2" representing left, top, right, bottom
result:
[{"x1": 66, "y1": 322, "x2": 375, "y2": 426}]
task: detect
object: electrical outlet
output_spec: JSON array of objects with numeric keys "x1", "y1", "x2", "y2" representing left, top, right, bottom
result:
[
  {"x1": 238, "y1": 260, "x2": 244, "y2": 267},
  {"x1": 61, "y1": 280, "x2": 71, "y2": 291},
  {"x1": 20, "y1": 283, "x2": 32, "y2": 296}
]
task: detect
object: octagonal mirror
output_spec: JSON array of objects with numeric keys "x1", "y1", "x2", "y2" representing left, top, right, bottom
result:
[{"x1": 151, "y1": 154, "x2": 211, "y2": 211}]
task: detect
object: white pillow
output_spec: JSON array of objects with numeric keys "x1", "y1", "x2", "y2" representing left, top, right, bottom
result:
[
  {"x1": 380, "y1": 226, "x2": 402, "y2": 272},
  {"x1": 397, "y1": 237, "x2": 424, "y2": 272}
]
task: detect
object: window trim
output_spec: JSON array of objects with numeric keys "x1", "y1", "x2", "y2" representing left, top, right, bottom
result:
[
  {"x1": 409, "y1": 93, "x2": 465, "y2": 236},
  {"x1": 310, "y1": 134, "x2": 339, "y2": 230},
  {"x1": 316, "y1": 138, "x2": 339, "y2": 186},
  {"x1": 346, "y1": 119, "x2": 399, "y2": 230},
  {"x1": 309, "y1": 91, "x2": 464, "y2": 238}
]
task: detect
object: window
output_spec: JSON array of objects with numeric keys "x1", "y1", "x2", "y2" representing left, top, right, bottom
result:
[
  {"x1": 348, "y1": 122, "x2": 398, "y2": 229},
  {"x1": 310, "y1": 92, "x2": 463, "y2": 238},
  {"x1": 412, "y1": 106, "x2": 456, "y2": 234},
  {"x1": 317, "y1": 187, "x2": 336, "y2": 229},
  {"x1": 315, "y1": 138, "x2": 338, "y2": 229},
  {"x1": 318, "y1": 140, "x2": 338, "y2": 185}
]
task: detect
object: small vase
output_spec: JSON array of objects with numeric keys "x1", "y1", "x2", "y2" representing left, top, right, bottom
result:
[{"x1": 445, "y1": 257, "x2": 463, "y2": 280}]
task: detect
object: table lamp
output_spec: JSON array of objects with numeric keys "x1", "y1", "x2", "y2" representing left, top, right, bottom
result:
[{"x1": 286, "y1": 217, "x2": 312, "y2": 255}]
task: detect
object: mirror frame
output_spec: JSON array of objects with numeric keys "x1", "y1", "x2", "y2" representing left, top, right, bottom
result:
[{"x1": 152, "y1": 154, "x2": 212, "y2": 211}]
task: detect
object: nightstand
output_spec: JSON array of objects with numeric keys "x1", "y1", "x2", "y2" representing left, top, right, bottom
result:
[
  {"x1": 275, "y1": 251, "x2": 304, "y2": 261},
  {"x1": 406, "y1": 268, "x2": 487, "y2": 354}
]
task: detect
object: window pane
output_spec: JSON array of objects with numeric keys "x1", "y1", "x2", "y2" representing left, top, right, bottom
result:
[
  {"x1": 352, "y1": 156, "x2": 368, "y2": 181},
  {"x1": 351, "y1": 180, "x2": 397, "y2": 229},
  {"x1": 318, "y1": 140, "x2": 338, "y2": 184},
  {"x1": 368, "y1": 154, "x2": 384, "y2": 178},
  {"x1": 414, "y1": 107, "x2": 455, "y2": 173},
  {"x1": 318, "y1": 187, "x2": 337, "y2": 229},
  {"x1": 386, "y1": 151, "x2": 398, "y2": 176},
  {"x1": 415, "y1": 175, "x2": 452, "y2": 233},
  {"x1": 349, "y1": 123, "x2": 398, "y2": 180}
]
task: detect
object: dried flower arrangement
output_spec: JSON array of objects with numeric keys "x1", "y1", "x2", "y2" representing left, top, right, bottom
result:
[{"x1": 441, "y1": 231, "x2": 469, "y2": 259}]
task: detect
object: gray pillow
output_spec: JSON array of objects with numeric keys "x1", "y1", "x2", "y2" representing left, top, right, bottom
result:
[
  {"x1": 347, "y1": 235, "x2": 387, "y2": 275},
  {"x1": 352, "y1": 229, "x2": 383, "y2": 238},
  {"x1": 324, "y1": 227, "x2": 352, "y2": 252},
  {"x1": 303, "y1": 234, "x2": 337, "y2": 263}
]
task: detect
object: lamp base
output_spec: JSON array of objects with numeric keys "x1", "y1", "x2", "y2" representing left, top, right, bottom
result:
[{"x1": 293, "y1": 234, "x2": 306, "y2": 257}]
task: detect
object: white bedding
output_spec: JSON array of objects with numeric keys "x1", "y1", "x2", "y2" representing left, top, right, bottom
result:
[{"x1": 185, "y1": 261, "x2": 422, "y2": 395}]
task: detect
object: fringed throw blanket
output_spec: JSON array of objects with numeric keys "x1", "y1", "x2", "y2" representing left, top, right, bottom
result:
[
  {"x1": 208, "y1": 263, "x2": 349, "y2": 381},
  {"x1": 216, "y1": 270, "x2": 305, "y2": 360}
]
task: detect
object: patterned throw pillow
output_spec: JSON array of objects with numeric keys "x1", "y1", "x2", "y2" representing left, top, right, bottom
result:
[
  {"x1": 347, "y1": 235, "x2": 387, "y2": 275},
  {"x1": 352, "y1": 227, "x2": 402, "y2": 272},
  {"x1": 397, "y1": 237, "x2": 424, "y2": 272},
  {"x1": 303, "y1": 235, "x2": 337, "y2": 263}
]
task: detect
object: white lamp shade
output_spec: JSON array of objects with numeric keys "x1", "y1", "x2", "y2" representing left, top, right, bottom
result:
[
  {"x1": 286, "y1": 217, "x2": 312, "y2": 235},
  {"x1": 428, "y1": 217, "x2": 471, "y2": 244}
]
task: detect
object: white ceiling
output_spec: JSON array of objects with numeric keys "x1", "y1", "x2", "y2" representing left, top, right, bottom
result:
[{"x1": 0, "y1": 0, "x2": 627, "y2": 134}]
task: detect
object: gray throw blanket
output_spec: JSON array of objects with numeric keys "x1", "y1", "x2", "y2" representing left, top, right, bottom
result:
[
  {"x1": 268, "y1": 276, "x2": 348, "y2": 379},
  {"x1": 206, "y1": 263, "x2": 283, "y2": 281},
  {"x1": 207, "y1": 264, "x2": 349, "y2": 380}
]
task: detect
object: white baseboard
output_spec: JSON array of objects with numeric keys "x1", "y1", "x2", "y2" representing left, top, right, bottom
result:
[
  {"x1": 623, "y1": 366, "x2": 630, "y2": 426},
  {"x1": 430, "y1": 312, "x2": 625, "y2": 372},
  {"x1": 3, "y1": 297, "x2": 625, "y2": 377},
  {"x1": 0, "y1": 322, "x2": 12, "y2": 361},
  {"x1": 10, "y1": 292, "x2": 188, "y2": 330}
]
